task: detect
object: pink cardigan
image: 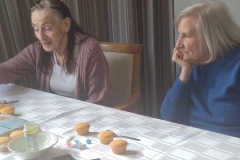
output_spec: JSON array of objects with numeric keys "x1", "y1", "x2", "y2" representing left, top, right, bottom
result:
[{"x1": 0, "y1": 37, "x2": 115, "y2": 107}]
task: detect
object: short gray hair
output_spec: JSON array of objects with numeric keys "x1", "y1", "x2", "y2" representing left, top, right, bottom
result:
[{"x1": 175, "y1": 0, "x2": 240, "y2": 63}]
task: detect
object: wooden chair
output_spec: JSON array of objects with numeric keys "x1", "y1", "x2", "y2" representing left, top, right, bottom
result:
[{"x1": 100, "y1": 42, "x2": 143, "y2": 113}]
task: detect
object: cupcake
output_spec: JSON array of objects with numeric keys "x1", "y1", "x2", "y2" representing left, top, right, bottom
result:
[
  {"x1": 0, "y1": 137, "x2": 10, "y2": 152},
  {"x1": 0, "y1": 104, "x2": 5, "y2": 109},
  {"x1": 98, "y1": 130, "x2": 115, "y2": 144},
  {"x1": 9, "y1": 130, "x2": 24, "y2": 139},
  {"x1": 74, "y1": 122, "x2": 90, "y2": 135},
  {"x1": 0, "y1": 106, "x2": 15, "y2": 115},
  {"x1": 0, "y1": 116, "x2": 5, "y2": 120},
  {"x1": 109, "y1": 139, "x2": 128, "y2": 154}
]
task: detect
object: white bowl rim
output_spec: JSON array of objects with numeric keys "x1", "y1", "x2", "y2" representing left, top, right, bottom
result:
[{"x1": 8, "y1": 131, "x2": 58, "y2": 153}]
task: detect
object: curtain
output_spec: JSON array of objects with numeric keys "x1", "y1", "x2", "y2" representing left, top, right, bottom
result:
[{"x1": 0, "y1": 0, "x2": 175, "y2": 118}]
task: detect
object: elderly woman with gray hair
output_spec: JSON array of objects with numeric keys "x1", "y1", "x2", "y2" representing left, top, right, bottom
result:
[{"x1": 161, "y1": 0, "x2": 240, "y2": 137}]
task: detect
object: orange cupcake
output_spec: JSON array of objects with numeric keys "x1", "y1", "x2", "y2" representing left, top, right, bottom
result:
[
  {"x1": 0, "y1": 104, "x2": 5, "y2": 109},
  {"x1": 9, "y1": 130, "x2": 24, "y2": 139},
  {"x1": 74, "y1": 122, "x2": 90, "y2": 135},
  {"x1": 0, "y1": 137, "x2": 10, "y2": 152},
  {"x1": 0, "y1": 116, "x2": 5, "y2": 120},
  {"x1": 109, "y1": 139, "x2": 128, "y2": 154},
  {"x1": 98, "y1": 130, "x2": 115, "y2": 144},
  {"x1": 0, "y1": 106, "x2": 15, "y2": 115}
]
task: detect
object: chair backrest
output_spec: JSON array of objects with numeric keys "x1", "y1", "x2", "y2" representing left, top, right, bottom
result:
[{"x1": 100, "y1": 42, "x2": 143, "y2": 105}]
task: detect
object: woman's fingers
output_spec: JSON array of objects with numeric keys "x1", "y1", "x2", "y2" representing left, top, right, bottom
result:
[
  {"x1": 172, "y1": 48, "x2": 192, "y2": 69},
  {"x1": 172, "y1": 48, "x2": 193, "y2": 82},
  {"x1": 172, "y1": 48, "x2": 183, "y2": 62}
]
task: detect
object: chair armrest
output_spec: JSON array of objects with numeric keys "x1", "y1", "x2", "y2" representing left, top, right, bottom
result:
[{"x1": 114, "y1": 90, "x2": 141, "y2": 111}]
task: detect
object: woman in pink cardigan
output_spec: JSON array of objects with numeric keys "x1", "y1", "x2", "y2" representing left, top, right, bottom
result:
[{"x1": 0, "y1": 0, "x2": 115, "y2": 107}]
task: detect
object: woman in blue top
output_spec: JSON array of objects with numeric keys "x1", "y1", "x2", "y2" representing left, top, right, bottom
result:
[{"x1": 161, "y1": 0, "x2": 240, "y2": 137}]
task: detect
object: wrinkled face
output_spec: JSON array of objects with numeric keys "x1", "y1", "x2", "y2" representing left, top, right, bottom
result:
[
  {"x1": 175, "y1": 17, "x2": 209, "y2": 64},
  {"x1": 31, "y1": 9, "x2": 70, "y2": 53}
]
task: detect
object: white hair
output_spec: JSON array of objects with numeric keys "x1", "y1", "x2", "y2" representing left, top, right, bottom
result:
[{"x1": 175, "y1": 0, "x2": 240, "y2": 62}]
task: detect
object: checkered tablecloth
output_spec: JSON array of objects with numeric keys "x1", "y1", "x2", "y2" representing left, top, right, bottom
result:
[{"x1": 1, "y1": 84, "x2": 240, "y2": 160}]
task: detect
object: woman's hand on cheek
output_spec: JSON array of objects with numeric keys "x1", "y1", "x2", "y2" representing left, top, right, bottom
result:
[
  {"x1": 172, "y1": 48, "x2": 193, "y2": 83},
  {"x1": 172, "y1": 48, "x2": 189, "y2": 67}
]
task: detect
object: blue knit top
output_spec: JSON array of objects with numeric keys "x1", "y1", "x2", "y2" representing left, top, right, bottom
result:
[{"x1": 160, "y1": 46, "x2": 240, "y2": 138}]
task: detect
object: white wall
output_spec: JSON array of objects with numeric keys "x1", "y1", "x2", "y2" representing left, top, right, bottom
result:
[
  {"x1": 174, "y1": 0, "x2": 240, "y2": 39},
  {"x1": 174, "y1": 0, "x2": 240, "y2": 26}
]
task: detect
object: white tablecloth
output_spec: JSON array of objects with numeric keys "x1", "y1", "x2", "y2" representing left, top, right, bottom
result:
[{"x1": 1, "y1": 84, "x2": 240, "y2": 160}]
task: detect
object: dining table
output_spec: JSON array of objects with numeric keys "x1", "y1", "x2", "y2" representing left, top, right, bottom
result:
[{"x1": 1, "y1": 83, "x2": 240, "y2": 160}]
